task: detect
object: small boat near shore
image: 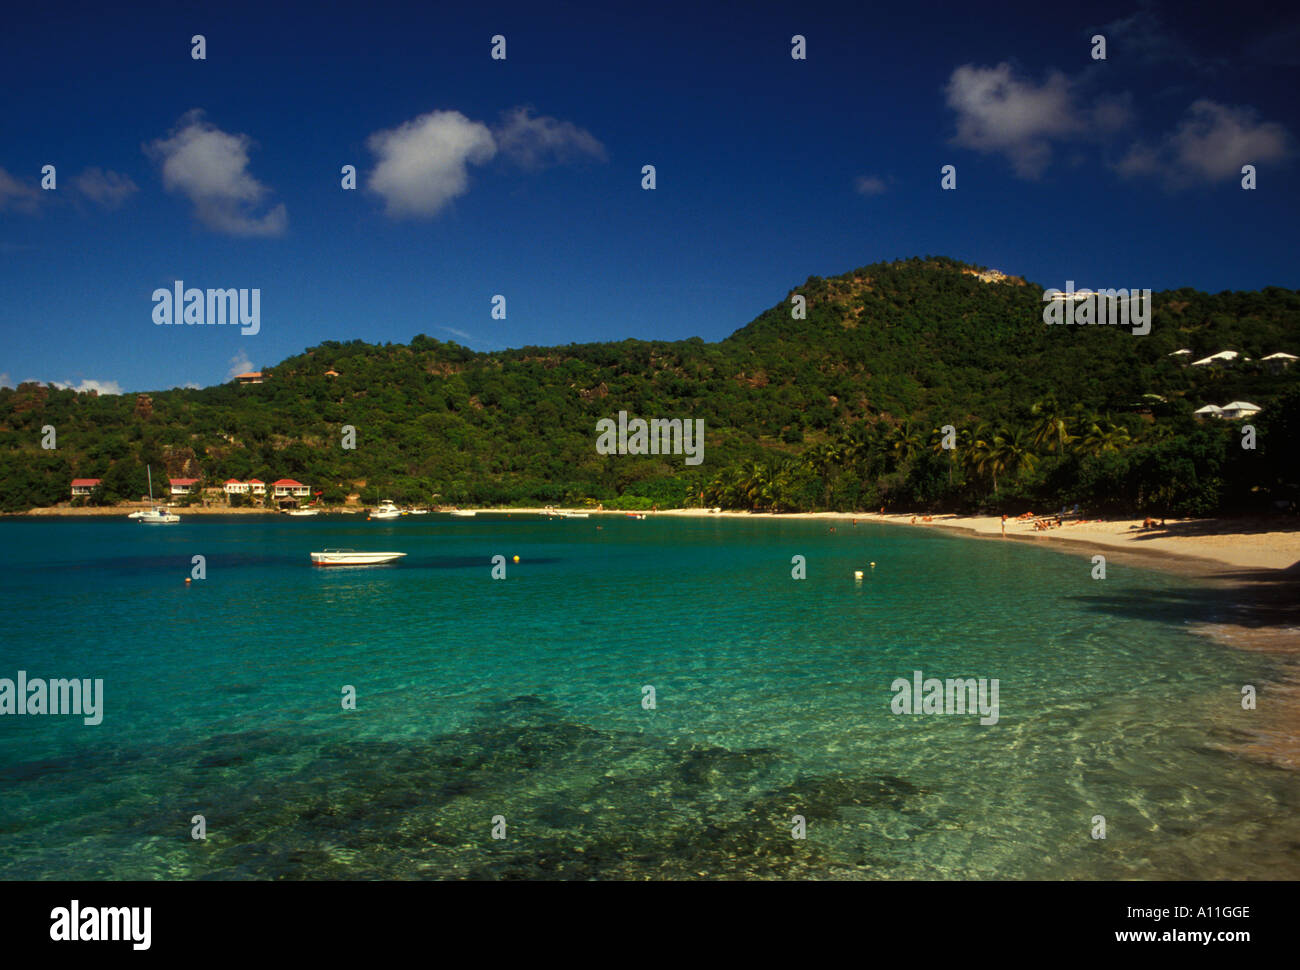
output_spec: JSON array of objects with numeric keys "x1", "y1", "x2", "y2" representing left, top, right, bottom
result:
[
  {"x1": 310, "y1": 549, "x2": 407, "y2": 566},
  {"x1": 134, "y1": 467, "x2": 179, "y2": 523},
  {"x1": 286, "y1": 508, "x2": 320, "y2": 517},
  {"x1": 555, "y1": 510, "x2": 589, "y2": 519},
  {"x1": 136, "y1": 507, "x2": 180, "y2": 524},
  {"x1": 370, "y1": 500, "x2": 402, "y2": 520},
  {"x1": 449, "y1": 509, "x2": 477, "y2": 518}
]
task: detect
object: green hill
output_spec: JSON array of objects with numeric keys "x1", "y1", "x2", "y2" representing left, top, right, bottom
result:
[{"x1": 3, "y1": 256, "x2": 1298, "y2": 515}]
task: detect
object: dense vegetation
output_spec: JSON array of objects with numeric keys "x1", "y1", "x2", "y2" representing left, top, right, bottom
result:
[{"x1": 2, "y1": 257, "x2": 1297, "y2": 515}]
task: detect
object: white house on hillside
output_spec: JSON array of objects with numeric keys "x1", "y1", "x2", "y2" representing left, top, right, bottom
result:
[
  {"x1": 1190, "y1": 350, "x2": 1240, "y2": 367},
  {"x1": 1219, "y1": 401, "x2": 1262, "y2": 420},
  {"x1": 272, "y1": 479, "x2": 311, "y2": 498},
  {"x1": 1262, "y1": 352, "x2": 1298, "y2": 373}
]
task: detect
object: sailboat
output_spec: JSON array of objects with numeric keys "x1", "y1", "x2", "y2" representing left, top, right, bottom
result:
[{"x1": 135, "y1": 466, "x2": 180, "y2": 524}]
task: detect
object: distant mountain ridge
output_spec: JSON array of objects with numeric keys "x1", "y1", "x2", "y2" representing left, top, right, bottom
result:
[{"x1": 2, "y1": 256, "x2": 1296, "y2": 512}]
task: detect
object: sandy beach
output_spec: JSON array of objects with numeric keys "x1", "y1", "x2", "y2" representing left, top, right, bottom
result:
[{"x1": 15, "y1": 502, "x2": 1300, "y2": 571}]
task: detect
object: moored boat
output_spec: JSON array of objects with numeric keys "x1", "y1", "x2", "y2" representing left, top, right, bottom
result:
[
  {"x1": 449, "y1": 509, "x2": 477, "y2": 518},
  {"x1": 134, "y1": 466, "x2": 179, "y2": 523},
  {"x1": 370, "y1": 500, "x2": 402, "y2": 520},
  {"x1": 137, "y1": 507, "x2": 180, "y2": 524},
  {"x1": 309, "y1": 549, "x2": 407, "y2": 566}
]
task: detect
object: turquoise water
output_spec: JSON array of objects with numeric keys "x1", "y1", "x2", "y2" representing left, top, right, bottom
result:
[{"x1": 1, "y1": 514, "x2": 1297, "y2": 879}]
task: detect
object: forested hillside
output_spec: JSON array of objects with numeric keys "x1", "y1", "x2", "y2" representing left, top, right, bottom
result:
[{"x1": 3, "y1": 257, "x2": 1297, "y2": 515}]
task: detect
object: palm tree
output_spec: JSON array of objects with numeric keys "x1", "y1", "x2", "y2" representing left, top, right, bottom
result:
[
  {"x1": 889, "y1": 421, "x2": 924, "y2": 470},
  {"x1": 965, "y1": 426, "x2": 999, "y2": 492},
  {"x1": 930, "y1": 425, "x2": 968, "y2": 485},
  {"x1": 1030, "y1": 398, "x2": 1075, "y2": 454},
  {"x1": 738, "y1": 459, "x2": 773, "y2": 511},
  {"x1": 991, "y1": 426, "x2": 1038, "y2": 485},
  {"x1": 800, "y1": 444, "x2": 832, "y2": 508},
  {"x1": 1076, "y1": 417, "x2": 1132, "y2": 457}
]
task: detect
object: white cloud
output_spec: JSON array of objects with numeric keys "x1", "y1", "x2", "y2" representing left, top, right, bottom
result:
[
  {"x1": 72, "y1": 168, "x2": 139, "y2": 209},
  {"x1": 944, "y1": 63, "x2": 1129, "y2": 178},
  {"x1": 145, "y1": 110, "x2": 287, "y2": 236},
  {"x1": 1117, "y1": 99, "x2": 1292, "y2": 185},
  {"x1": 0, "y1": 167, "x2": 40, "y2": 213},
  {"x1": 365, "y1": 106, "x2": 606, "y2": 218},
  {"x1": 0, "y1": 373, "x2": 11, "y2": 389},
  {"x1": 494, "y1": 107, "x2": 606, "y2": 169},
  {"x1": 225, "y1": 350, "x2": 254, "y2": 382},
  {"x1": 50, "y1": 379, "x2": 123, "y2": 395},
  {"x1": 854, "y1": 175, "x2": 887, "y2": 196},
  {"x1": 366, "y1": 110, "x2": 496, "y2": 218}
]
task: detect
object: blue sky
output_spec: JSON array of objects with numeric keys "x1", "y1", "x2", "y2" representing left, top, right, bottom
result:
[{"x1": 1, "y1": 0, "x2": 1297, "y2": 393}]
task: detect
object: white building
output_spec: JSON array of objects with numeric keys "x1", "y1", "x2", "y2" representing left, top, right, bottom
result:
[
  {"x1": 272, "y1": 479, "x2": 311, "y2": 498},
  {"x1": 1190, "y1": 350, "x2": 1239, "y2": 367},
  {"x1": 1219, "y1": 401, "x2": 1262, "y2": 420},
  {"x1": 1262, "y1": 352, "x2": 1298, "y2": 373}
]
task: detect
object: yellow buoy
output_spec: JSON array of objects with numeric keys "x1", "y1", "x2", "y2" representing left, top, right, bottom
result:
[
  {"x1": 185, "y1": 578, "x2": 192, "y2": 584},
  {"x1": 870, "y1": 562, "x2": 876, "y2": 568},
  {"x1": 512, "y1": 555, "x2": 520, "y2": 563},
  {"x1": 853, "y1": 570, "x2": 864, "y2": 580}
]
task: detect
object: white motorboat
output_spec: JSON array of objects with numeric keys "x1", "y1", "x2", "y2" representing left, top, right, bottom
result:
[
  {"x1": 555, "y1": 510, "x2": 589, "y2": 519},
  {"x1": 310, "y1": 549, "x2": 407, "y2": 566},
  {"x1": 286, "y1": 508, "x2": 320, "y2": 517},
  {"x1": 406, "y1": 508, "x2": 429, "y2": 515},
  {"x1": 370, "y1": 500, "x2": 402, "y2": 520},
  {"x1": 449, "y1": 509, "x2": 477, "y2": 518},
  {"x1": 135, "y1": 466, "x2": 179, "y2": 524}
]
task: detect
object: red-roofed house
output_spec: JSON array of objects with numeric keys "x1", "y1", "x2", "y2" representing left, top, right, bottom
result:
[
  {"x1": 70, "y1": 478, "x2": 101, "y2": 497},
  {"x1": 272, "y1": 478, "x2": 311, "y2": 498},
  {"x1": 223, "y1": 479, "x2": 250, "y2": 495},
  {"x1": 247, "y1": 479, "x2": 266, "y2": 496},
  {"x1": 235, "y1": 372, "x2": 264, "y2": 385},
  {"x1": 169, "y1": 478, "x2": 201, "y2": 495}
]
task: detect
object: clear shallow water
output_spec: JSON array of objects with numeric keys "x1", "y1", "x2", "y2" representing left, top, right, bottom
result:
[{"x1": 1, "y1": 514, "x2": 1297, "y2": 880}]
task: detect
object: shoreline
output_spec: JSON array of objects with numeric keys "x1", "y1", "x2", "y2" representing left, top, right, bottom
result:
[{"x1": 12, "y1": 503, "x2": 1299, "y2": 571}]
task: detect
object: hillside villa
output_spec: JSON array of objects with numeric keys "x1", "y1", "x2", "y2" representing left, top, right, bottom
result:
[
  {"x1": 1194, "y1": 401, "x2": 1263, "y2": 420},
  {"x1": 1262, "y1": 352, "x2": 1298, "y2": 373},
  {"x1": 68, "y1": 476, "x2": 308, "y2": 502}
]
